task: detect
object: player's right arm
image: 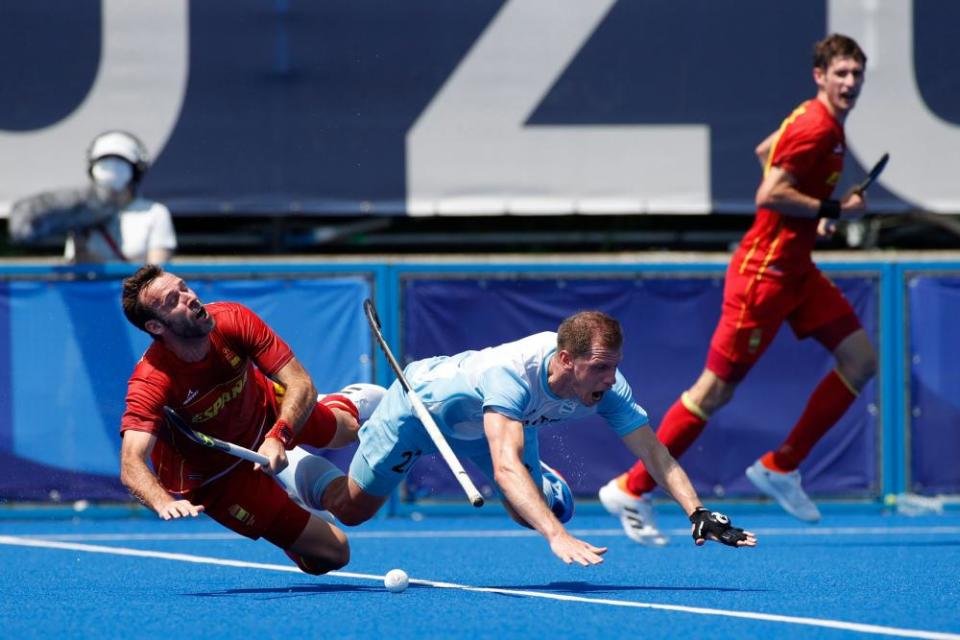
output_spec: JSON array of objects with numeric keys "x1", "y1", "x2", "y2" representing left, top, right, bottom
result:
[
  {"x1": 483, "y1": 410, "x2": 606, "y2": 566},
  {"x1": 755, "y1": 164, "x2": 864, "y2": 218},
  {"x1": 120, "y1": 429, "x2": 204, "y2": 520}
]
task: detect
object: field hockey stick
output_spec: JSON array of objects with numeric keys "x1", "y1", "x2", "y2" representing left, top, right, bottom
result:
[
  {"x1": 853, "y1": 152, "x2": 889, "y2": 195},
  {"x1": 363, "y1": 299, "x2": 484, "y2": 508},
  {"x1": 162, "y1": 406, "x2": 269, "y2": 466}
]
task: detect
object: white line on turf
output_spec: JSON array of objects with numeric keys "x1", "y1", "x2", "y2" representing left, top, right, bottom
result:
[
  {"x1": 0, "y1": 534, "x2": 956, "y2": 640},
  {"x1": 13, "y1": 525, "x2": 960, "y2": 542}
]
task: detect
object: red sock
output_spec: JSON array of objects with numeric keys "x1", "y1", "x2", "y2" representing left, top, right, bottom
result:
[
  {"x1": 624, "y1": 395, "x2": 707, "y2": 495},
  {"x1": 769, "y1": 369, "x2": 857, "y2": 471},
  {"x1": 292, "y1": 401, "x2": 339, "y2": 448},
  {"x1": 319, "y1": 394, "x2": 359, "y2": 422}
]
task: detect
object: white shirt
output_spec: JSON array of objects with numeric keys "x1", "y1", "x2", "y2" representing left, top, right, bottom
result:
[
  {"x1": 64, "y1": 197, "x2": 177, "y2": 263},
  {"x1": 405, "y1": 332, "x2": 649, "y2": 441}
]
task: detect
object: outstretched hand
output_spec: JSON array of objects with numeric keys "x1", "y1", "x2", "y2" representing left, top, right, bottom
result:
[
  {"x1": 689, "y1": 507, "x2": 757, "y2": 547},
  {"x1": 157, "y1": 499, "x2": 204, "y2": 521},
  {"x1": 548, "y1": 531, "x2": 608, "y2": 566}
]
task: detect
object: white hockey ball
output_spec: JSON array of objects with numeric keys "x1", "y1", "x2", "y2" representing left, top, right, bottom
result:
[{"x1": 384, "y1": 568, "x2": 409, "y2": 593}]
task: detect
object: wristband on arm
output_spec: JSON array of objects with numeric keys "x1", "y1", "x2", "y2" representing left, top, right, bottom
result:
[
  {"x1": 817, "y1": 199, "x2": 841, "y2": 219},
  {"x1": 266, "y1": 419, "x2": 295, "y2": 448}
]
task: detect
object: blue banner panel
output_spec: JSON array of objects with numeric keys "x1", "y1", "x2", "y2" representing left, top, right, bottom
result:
[
  {"x1": 402, "y1": 275, "x2": 879, "y2": 500},
  {"x1": 907, "y1": 275, "x2": 960, "y2": 494},
  {"x1": 0, "y1": 274, "x2": 371, "y2": 501},
  {"x1": 4, "y1": 1, "x2": 958, "y2": 214}
]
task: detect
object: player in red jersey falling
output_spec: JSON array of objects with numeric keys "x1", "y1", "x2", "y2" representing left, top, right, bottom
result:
[
  {"x1": 119, "y1": 264, "x2": 384, "y2": 573},
  {"x1": 600, "y1": 33, "x2": 878, "y2": 544}
]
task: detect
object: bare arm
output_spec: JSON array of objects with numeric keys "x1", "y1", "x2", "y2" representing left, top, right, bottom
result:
[
  {"x1": 621, "y1": 426, "x2": 702, "y2": 516},
  {"x1": 484, "y1": 410, "x2": 605, "y2": 566},
  {"x1": 120, "y1": 429, "x2": 203, "y2": 520},
  {"x1": 621, "y1": 426, "x2": 757, "y2": 547},
  {"x1": 755, "y1": 130, "x2": 778, "y2": 168},
  {"x1": 272, "y1": 356, "x2": 318, "y2": 430},
  {"x1": 755, "y1": 165, "x2": 865, "y2": 219},
  {"x1": 257, "y1": 356, "x2": 318, "y2": 474}
]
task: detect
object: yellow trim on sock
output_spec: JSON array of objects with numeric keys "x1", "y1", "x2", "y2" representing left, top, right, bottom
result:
[
  {"x1": 834, "y1": 369, "x2": 859, "y2": 397},
  {"x1": 680, "y1": 391, "x2": 710, "y2": 421}
]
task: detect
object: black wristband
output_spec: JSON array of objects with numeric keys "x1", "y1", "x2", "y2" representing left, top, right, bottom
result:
[{"x1": 817, "y1": 199, "x2": 841, "y2": 219}]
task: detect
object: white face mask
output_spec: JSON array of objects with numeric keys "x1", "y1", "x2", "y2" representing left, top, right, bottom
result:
[{"x1": 91, "y1": 157, "x2": 134, "y2": 192}]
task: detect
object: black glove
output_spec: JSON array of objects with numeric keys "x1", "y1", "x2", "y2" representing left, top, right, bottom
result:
[{"x1": 689, "y1": 507, "x2": 750, "y2": 547}]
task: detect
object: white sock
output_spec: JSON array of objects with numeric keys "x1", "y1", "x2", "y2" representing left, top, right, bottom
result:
[{"x1": 275, "y1": 446, "x2": 345, "y2": 510}]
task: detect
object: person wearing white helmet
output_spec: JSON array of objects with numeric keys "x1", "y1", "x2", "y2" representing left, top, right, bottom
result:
[{"x1": 9, "y1": 130, "x2": 177, "y2": 264}]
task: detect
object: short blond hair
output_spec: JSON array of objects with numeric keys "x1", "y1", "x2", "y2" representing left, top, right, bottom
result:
[{"x1": 557, "y1": 311, "x2": 622, "y2": 358}]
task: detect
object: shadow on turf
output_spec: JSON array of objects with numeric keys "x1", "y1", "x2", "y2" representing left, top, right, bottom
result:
[
  {"x1": 187, "y1": 583, "x2": 404, "y2": 598},
  {"x1": 490, "y1": 581, "x2": 767, "y2": 595}
]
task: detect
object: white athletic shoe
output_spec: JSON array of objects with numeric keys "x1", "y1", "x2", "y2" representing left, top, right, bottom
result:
[
  {"x1": 331, "y1": 383, "x2": 386, "y2": 423},
  {"x1": 598, "y1": 477, "x2": 669, "y2": 546},
  {"x1": 746, "y1": 459, "x2": 821, "y2": 522}
]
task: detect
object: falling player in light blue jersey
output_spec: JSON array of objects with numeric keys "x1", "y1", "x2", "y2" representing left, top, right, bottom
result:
[{"x1": 279, "y1": 311, "x2": 756, "y2": 566}]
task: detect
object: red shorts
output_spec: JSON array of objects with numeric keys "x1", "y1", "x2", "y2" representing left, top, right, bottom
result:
[
  {"x1": 192, "y1": 462, "x2": 310, "y2": 549},
  {"x1": 182, "y1": 395, "x2": 347, "y2": 548},
  {"x1": 707, "y1": 266, "x2": 861, "y2": 382}
]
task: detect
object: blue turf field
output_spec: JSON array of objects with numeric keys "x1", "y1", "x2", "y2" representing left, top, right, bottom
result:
[{"x1": 1, "y1": 508, "x2": 958, "y2": 639}]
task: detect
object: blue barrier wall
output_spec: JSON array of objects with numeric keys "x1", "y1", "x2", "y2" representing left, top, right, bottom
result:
[
  {"x1": 0, "y1": 270, "x2": 373, "y2": 501},
  {"x1": 401, "y1": 275, "x2": 879, "y2": 501},
  {"x1": 907, "y1": 274, "x2": 960, "y2": 494},
  {"x1": 0, "y1": 258, "x2": 956, "y2": 504}
]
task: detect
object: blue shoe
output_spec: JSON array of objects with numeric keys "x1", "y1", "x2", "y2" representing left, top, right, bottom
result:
[{"x1": 540, "y1": 461, "x2": 575, "y2": 523}]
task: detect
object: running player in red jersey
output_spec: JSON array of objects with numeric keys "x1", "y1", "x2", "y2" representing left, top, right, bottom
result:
[
  {"x1": 600, "y1": 34, "x2": 878, "y2": 543},
  {"x1": 119, "y1": 264, "x2": 384, "y2": 574}
]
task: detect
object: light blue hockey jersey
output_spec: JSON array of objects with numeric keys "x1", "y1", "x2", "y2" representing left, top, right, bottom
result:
[{"x1": 404, "y1": 332, "x2": 649, "y2": 441}]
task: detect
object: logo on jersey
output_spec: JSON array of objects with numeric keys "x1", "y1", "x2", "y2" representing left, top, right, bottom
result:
[
  {"x1": 832, "y1": 143, "x2": 844, "y2": 154},
  {"x1": 221, "y1": 347, "x2": 242, "y2": 368},
  {"x1": 193, "y1": 370, "x2": 248, "y2": 423},
  {"x1": 525, "y1": 414, "x2": 560, "y2": 427},
  {"x1": 559, "y1": 401, "x2": 577, "y2": 417},
  {"x1": 184, "y1": 389, "x2": 199, "y2": 404},
  {"x1": 747, "y1": 328, "x2": 763, "y2": 354}
]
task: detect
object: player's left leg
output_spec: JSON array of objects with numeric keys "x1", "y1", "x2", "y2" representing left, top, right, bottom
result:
[
  {"x1": 305, "y1": 383, "x2": 387, "y2": 449},
  {"x1": 758, "y1": 320, "x2": 875, "y2": 474},
  {"x1": 274, "y1": 383, "x2": 387, "y2": 517},
  {"x1": 198, "y1": 465, "x2": 349, "y2": 575},
  {"x1": 281, "y1": 513, "x2": 350, "y2": 575},
  {"x1": 326, "y1": 379, "x2": 435, "y2": 526},
  {"x1": 748, "y1": 274, "x2": 876, "y2": 521},
  {"x1": 277, "y1": 383, "x2": 386, "y2": 522},
  {"x1": 274, "y1": 445, "x2": 341, "y2": 518}
]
